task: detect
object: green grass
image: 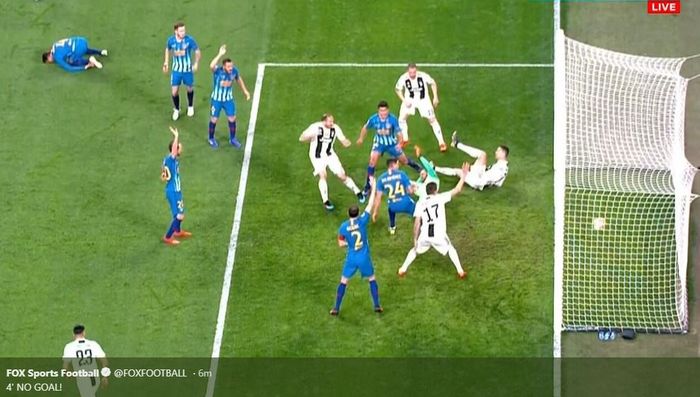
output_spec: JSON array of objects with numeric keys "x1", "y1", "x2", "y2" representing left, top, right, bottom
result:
[{"x1": 0, "y1": 0, "x2": 555, "y2": 360}]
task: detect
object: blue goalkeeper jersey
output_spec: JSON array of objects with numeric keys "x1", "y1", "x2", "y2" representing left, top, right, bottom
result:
[
  {"x1": 51, "y1": 36, "x2": 89, "y2": 72},
  {"x1": 365, "y1": 113, "x2": 401, "y2": 147}
]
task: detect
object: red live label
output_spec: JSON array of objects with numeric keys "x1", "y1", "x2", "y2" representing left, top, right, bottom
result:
[{"x1": 648, "y1": 0, "x2": 681, "y2": 14}]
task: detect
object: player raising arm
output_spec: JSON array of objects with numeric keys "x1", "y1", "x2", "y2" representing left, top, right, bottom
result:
[
  {"x1": 398, "y1": 161, "x2": 470, "y2": 278},
  {"x1": 161, "y1": 126, "x2": 192, "y2": 245},
  {"x1": 395, "y1": 63, "x2": 446, "y2": 151},
  {"x1": 433, "y1": 131, "x2": 510, "y2": 190},
  {"x1": 207, "y1": 44, "x2": 251, "y2": 148},
  {"x1": 299, "y1": 114, "x2": 365, "y2": 210},
  {"x1": 356, "y1": 100, "x2": 422, "y2": 196},
  {"x1": 331, "y1": 178, "x2": 382, "y2": 315}
]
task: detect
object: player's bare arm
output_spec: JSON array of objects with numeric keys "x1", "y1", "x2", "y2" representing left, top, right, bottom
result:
[
  {"x1": 449, "y1": 162, "x2": 470, "y2": 197},
  {"x1": 193, "y1": 48, "x2": 201, "y2": 72},
  {"x1": 395, "y1": 88, "x2": 405, "y2": 104},
  {"x1": 412, "y1": 215, "x2": 421, "y2": 248},
  {"x1": 237, "y1": 76, "x2": 251, "y2": 101},
  {"x1": 371, "y1": 190, "x2": 383, "y2": 222},
  {"x1": 364, "y1": 177, "x2": 376, "y2": 213},
  {"x1": 356, "y1": 125, "x2": 368, "y2": 146},
  {"x1": 431, "y1": 81, "x2": 439, "y2": 107},
  {"x1": 298, "y1": 128, "x2": 315, "y2": 142},
  {"x1": 162, "y1": 48, "x2": 169, "y2": 73},
  {"x1": 210, "y1": 44, "x2": 226, "y2": 71},
  {"x1": 169, "y1": 126, "x2": 179, "y2": 156}
]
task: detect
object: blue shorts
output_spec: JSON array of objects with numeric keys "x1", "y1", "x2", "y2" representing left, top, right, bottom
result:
[
  {"x1": 210, "y1": 100, "x2": 236, "y2": 118},
  {"x1": 171, "y1": 71, "x2": 194, "y2": 87},
  {"x1": 372, "y1": 143, "x2": 404, "y2": 158},
  {"x1": 388, "y1": 197, "x2": 416, "y2": 215},
  {"x1": 342, "y1": 256, "x2": 375, "y2": 279},
  {"x1": 166, "y1": 190, "x2": 185, "y2": 217}
]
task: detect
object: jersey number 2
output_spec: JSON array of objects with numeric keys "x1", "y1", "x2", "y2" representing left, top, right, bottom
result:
[{"x1": 351, "y1": 231, "x2": 363, "y2": 251}]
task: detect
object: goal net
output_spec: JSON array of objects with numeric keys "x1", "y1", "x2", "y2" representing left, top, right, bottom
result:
[{"x1": 553, "y1": 30, "x2": 698, "y2": 340}]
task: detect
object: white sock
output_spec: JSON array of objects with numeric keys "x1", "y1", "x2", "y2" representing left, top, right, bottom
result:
[
  {"x1": 430, "y1": 120, "x2": 445, "y2": 145},
  {"x1": 399, "y1": 248, "x2": 418, "y2": 273},
  {"x1": 318, "y1": 179, "x2": 329, "y2": 202},
  {"x1": 456, "y1": 142, "x2": 485, "y2": 159},
  {"x1": 447, "y1": 246, "x2": 465, "y2": 274},
  {"x1": 399, "y1": 119, "x2": 409, "y2": 141},
  {"x1": 343, "y1": 177, "x2": 360, "y2": 194},
  {"x1": 435, "y1": 166, "x2": 463, "y2": 178}
]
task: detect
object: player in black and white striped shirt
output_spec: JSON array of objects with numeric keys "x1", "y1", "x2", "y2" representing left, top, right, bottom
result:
[
  {"x1": 299, "y1": 114, "x2": 365, "y2": 211},
  {"x1": 62, "y1": 325, "x2": 108, "y2": 397}
]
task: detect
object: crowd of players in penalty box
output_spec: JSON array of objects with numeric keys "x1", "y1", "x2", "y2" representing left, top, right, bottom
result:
[{"x1": 42, "y1": 23, "x2": 510, "y2": 319}]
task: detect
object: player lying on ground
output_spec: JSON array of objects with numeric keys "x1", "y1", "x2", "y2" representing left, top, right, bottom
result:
[
  {"x1": 42, "y1": 36, "x2": 107, "y2": 72},
  {"x1": 63, "y1": 325, "x2": 108, "y2": 397},
  {"x1": 372, "y1": 158, "x2": 416, "y2": 234},
  {"x1": 356, "y1": 100, "x2": 422, "y2": 195},
  {"x1": 395, "y1": 63, "x2": 447, "y2": 151},
  {"x1": 332, "y1": 177, "x2": 382, "y2": 315},
  {"x1": 163, "y1": 21, "x2": 201, "y2": 121},
  {"x1": 398, "y1": 162, "x2": 470, "y2": 279},
  {"x1": 161, "y1": 126, "x2": 192, "y2": 245},
  {"x1": 299, "y1": 114, "x2": 365, "y2": 211},
  {"x1": 433, "y1": 132, "x2": 509, "y2": 190},
  {"x1": 207, "y1": 44, "x2": 251, "y2": 149}
]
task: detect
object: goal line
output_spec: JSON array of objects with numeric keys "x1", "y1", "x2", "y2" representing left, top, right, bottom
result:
[{"x1": 264, "y1": 62, "x2": 553, "y2": 68}]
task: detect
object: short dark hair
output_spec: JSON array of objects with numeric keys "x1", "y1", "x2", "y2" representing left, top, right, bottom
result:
[
  {"x1": 348, "y1": 205, "x2": 360, "y2": 218},
  {"x1": 174, "y1": 21, "x2": 185, "y2": 30},
  {"x1": 222, "y1": 58, "x2": 232, "y2": 65},
  {"x1": 407, "y1": 63, "x2": 417, "y2": 69},
  {"x1": 498, "y1": 145, "x2": 510, "y2": 157},
  {"x1": 377, "y1": 100, "x2": 389, "y2": 109},
  {"x1": 386, "y1": 158, "x2": 398, "y2": 167},
  {"x1": 73, "y1": 325, "x2": 85, "y2": 335},
  {"x1": 41, "y1": 52, "x2": 50, "y2": 63},
  {"x1": 426, "y1": 182, "x2": 438, "y2": 195}
]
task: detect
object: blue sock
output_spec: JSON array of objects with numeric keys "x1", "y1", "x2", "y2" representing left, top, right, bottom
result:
[
  {"x1": 334, "y1": 283, "x2": 347, "y2": 311},
  {"x1": 187, "y1": 91, "x2": 194, "y2": 107},
  {"x1": 174, "y1": 218, "x2": 182, "y2": 233},
  {"x1": 165, "y1": 218, "x2": 178, "y2": 238},
  {"x1": 407, "y1": 158, "x2": 421, "y2": 172},
  {"x1": 172, "y1": 94, "x2": 180, "y2": 110},
  {"x1": 209, "y1": 121, "x2": 216, "y2": 139},
  {"x1": 86, "y1": 48, "x2": 101, "y2": 55},
  {"x1": 388, "y1": 210, "x2": 396, "y2": 228},
  {"x1": 228, "y1": 120, "x2": 237, "y2": 140},
  {"x1": 364, "y1": 166, "x2": 376, "y2": 191},
  {"x1": 369, "y1": 280, "x2": 380, "y2": 308}
]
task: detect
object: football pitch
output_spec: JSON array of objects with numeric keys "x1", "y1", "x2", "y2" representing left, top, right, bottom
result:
[{"x1": 0, "y1": 0, "x2": 698, "y2": 395}]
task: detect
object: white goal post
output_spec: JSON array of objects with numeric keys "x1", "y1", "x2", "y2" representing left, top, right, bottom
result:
[{"x1": 553, "y1": 30, "x2": 698, "y2": 354}]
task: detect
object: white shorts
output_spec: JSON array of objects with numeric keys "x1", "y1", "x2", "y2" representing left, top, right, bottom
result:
[
  {"x1": 415, "y1": 234, "x2": 453, "y2": 256},
  {"x1": 400, "y1": 98, "x2": 435, "y2": 119},
  {"x1": 76, "y1": 376, "x2": 100, "y2": 397},
  {"x1": 465, "y1": 164, "x2": 487, "y2": 190},
  {"x1": 310, "y1": 153, "x2": 345, "y2": 177}
]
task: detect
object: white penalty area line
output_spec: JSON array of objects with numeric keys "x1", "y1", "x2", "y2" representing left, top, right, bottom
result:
[
  {"x1": 264, "y1": 62, "x2": 553, "y2": 68},
  {"x1": 205, "y1": 63, "x2": 266, "y2": 397}
]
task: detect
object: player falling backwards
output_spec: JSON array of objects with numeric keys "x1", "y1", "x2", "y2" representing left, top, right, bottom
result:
[
  {"x1": 161, "y1": 126, "x2": 192, "y2": 245},
  {"x1": 207, "y1": 44, "x2": 251, "y2": 148},
  {"x1": 356, "y1": 100, "x2": 422, "y2": 196},
  {"x1": 163, "y1": 22, "x2": 201, "y2": 121},
  {"x1": 433, "y1": 132, "x2": 509, "y2": 190},
  {"x1": 395, "y1": 63, "x2": 447, "y2": 151},
  {"x1": 372, "y1": 158, "x2": 416, "y2": 234},
  {"x1": 299, "y1": 113, "x2": 365, "y2": 211},
  {"x1": 398, "y1": 161, "x2": 471, "y2": 278},
  {"x1": 332, "y1": 178, "x2": 382, "y2": 316}
]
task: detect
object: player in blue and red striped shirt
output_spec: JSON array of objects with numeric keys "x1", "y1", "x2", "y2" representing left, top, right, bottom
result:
[
  {"x1": 207, "y1": 45, "x2": 251, "y2": 148},
  {"x1": 163, "y1": 22, "x2": 201, "y2": 121}
]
